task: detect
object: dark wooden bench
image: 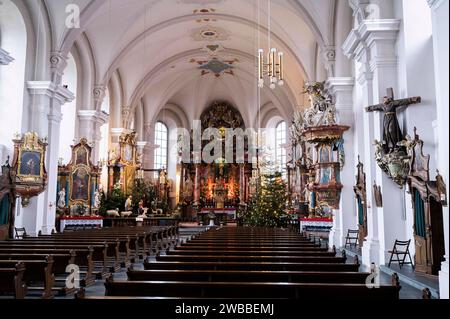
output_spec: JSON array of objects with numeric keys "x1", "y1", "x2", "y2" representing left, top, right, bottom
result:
[
  {"x1": 166, "y1": 249, "x2": 336, "y2": 257},
  {"x1": 0, "y1": 262, "x2": 27, "y2": 299},
  {"x1": 0, "y1": 245, "x2": 100, "y2": 283},
  {"x1": 155, "y1": 254, "x2": 346, "y2": 264},
  {"x1": 103, "y1": 274, "x2": 401, "y2": 300},
  {"x1": 127, "y1": 268, "x2": 371, "y2": 284},
  {"x1": 144, "y1": 260, "x2": 360, "y2": 272},
  {"x1": 0, "y1": 256, "x2": 54, "y2": 299}
]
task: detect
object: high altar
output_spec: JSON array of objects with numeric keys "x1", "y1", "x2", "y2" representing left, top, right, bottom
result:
[{"x1": 179, "y1": 101, "x2": 252, "y2": 222}]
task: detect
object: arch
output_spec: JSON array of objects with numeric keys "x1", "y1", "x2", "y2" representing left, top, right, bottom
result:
[{"x1": 0, "y1": 0, "x2": 27, "y2": 163}]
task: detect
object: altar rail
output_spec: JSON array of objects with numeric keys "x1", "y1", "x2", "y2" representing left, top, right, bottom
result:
[{"x1": 103, "y1": 217, "x2": 179, "y2": 228}]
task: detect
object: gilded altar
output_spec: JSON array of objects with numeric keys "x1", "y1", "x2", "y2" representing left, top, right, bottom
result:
[
  {"x1": 107, "y1": 131, "x2": 140, "y2": 195},
  {"x1": 57, "y1": 138, "x2": 101, "y2": 215}
]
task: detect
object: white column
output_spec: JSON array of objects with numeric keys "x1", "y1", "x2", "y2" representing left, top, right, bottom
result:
[
  {"x1": 326, "y1": 77, "x2": 356, "y2": 248},
  {"x1": 343, "y1": 18, "x2": 404, "y2": 267},
  {"x1": 77, "y1": 110, "x2": 109, "y2": 162},
  {"x1": 428, "y1": 0, "x2": 449, "y2": 299},
  {"x1": 0, "y1": 48, "x2": 14, "y2": 65},
  {"x1": 16, "y1": 81, "x2": 74, "y2": 235}
]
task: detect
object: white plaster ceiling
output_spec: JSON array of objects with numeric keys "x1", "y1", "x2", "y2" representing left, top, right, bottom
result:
[{"x1": 46, "y1": 0, "x2": 337, "y2": 126}]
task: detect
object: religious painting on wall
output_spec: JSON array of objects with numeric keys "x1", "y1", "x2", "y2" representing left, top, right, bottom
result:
[
  {"x1": 71, "y1": 167, "x2": 91, "y2": 202},
  {"x1": 75, "y1": 146, "x2": 88, "y2": 165},
  {"x1": 18, "y1": 151, "x2": 42, "y2": 177},
  {"x1": 11, "y1": 132, "x2": 48, "y2": 207}
]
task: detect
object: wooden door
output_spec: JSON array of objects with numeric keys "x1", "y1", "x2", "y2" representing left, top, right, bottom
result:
[
  {"x1": 430, "y1": 199, "x2": 445, "y2": 275},
  {"x1": 357, "y1": 196, "x2": 367, "y2": 247},
  {"x1": 413, "y1": 188, "x2": 429, "y2": 274}
]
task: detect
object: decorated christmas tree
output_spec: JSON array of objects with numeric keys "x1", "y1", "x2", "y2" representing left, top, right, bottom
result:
[{"x1": 244, "y1": 171, "x2": 288, "y2": 227}]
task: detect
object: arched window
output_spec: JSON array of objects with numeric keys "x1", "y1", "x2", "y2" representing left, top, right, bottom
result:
[
  {"x1": 275, "y1": 121, "x2": 287, "y2": 172},
  {"x1": 154, "y1": 122, "x2": 168, "y2": 170}
]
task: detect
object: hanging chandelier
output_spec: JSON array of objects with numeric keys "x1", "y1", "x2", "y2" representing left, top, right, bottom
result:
[
  {"x1": 257, "y1": 0, "x2": 284, "y2": 90},
  {"x1": 258, "y1": 48, "x2": 284, "y2": 89}
]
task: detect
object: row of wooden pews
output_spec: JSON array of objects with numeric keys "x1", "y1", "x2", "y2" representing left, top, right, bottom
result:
[
  {"x1": 0, "y1": 225, "x2": 177, "y2": 299},
  {"x1": 77, "y1": 227, "x2": 402, "y2": 300}
]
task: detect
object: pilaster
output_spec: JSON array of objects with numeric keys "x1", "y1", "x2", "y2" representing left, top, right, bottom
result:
[
  {"x1": 326, "y1": 77, "x2": 356, "y2": 248},
  {"x1": 16, "y1": 81, "x2": 74, "y2": 235}
]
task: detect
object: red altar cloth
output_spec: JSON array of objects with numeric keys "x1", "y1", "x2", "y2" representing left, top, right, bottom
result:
[
  {"x1": 300, "y1": 218, "x2": 333, "y2": 222},
  {"x1": 60, "y1": 216, "x2": 103, "y2": 221}
]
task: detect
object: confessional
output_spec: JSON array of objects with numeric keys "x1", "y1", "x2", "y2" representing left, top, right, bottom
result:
[
  {"x1": 0, "y1": 159, "x2": 15, "y2": 240},
  {"x1": 407, "y1": 130, "x2": 446, "y2": 276}
]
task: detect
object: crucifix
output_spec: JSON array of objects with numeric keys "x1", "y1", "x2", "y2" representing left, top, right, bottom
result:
[{"x1": 366, "y1": 88, "x2": 421, "y2": 154}]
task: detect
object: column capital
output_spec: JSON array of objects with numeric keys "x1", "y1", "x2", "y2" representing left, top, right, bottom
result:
[
  {"x1": 0, "y1": 48, "x2": 14, "y2": 65},
  {"x1": 77, "y1": 110, "x2": 109, "y2": 125},
  {"x1": 50, "y1": 51, "x2": 68, "y2": 83},
  {"x1": 343, "y1": 19, "x2": 401, "y2": 60},
  {"x1": 326, "y1": 77, "x2": 355, "y2": 92},
  {"x1": 321, "y1": 45, "x2": 336, "y2": 78},
  {"x1": 93, "y1": 85, "x2": 106, "y2": 109},
  {"x1": 27, "y1": 81, "x2": 75, "y2": 104}
]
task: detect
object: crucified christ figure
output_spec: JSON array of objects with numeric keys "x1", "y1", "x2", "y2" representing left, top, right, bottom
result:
[{"x1": 366, "y1": 88, "x2": 421, "y2": 154}]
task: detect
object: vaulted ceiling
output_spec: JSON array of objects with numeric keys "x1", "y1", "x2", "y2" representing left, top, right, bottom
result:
[{"x1": 44, "y1": 0, "x2": 339, "y2": 129}]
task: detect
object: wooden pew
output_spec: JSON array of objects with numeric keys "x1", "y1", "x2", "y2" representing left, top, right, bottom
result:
[
  {"x1": 127, "y1": 268, "x2": 372, "y2": 284},
  {"x1": 144, "y1": 260, "x2": 360, "y2": 272},
  {"x1": 0, "y1": 262, "x2": 27, "y2": 299},
  {"x1": 155, "y1": 254, "x2": 347, "y2": 264},
  {"x1": 0, "y1": 244, "x2": 99, "y2": 283},
  {"x1": 0, "y1": 256, "x2": 54, "y2": 299},
  {"x1": 103, "y1": 274, "x2": 401, "y2": 300},
  {"x1": 166, "y1": 250, "x2": 336, "y2": 257}
]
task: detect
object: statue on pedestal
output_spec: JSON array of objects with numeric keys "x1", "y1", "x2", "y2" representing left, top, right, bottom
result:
[
  {"x1": 124, "y1": 195, "x2": 133, "y2": 212},
  {"x1": 57, "y1": 188, "x2": 66, "y2": 209}
]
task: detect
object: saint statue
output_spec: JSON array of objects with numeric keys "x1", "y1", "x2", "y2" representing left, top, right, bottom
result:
[
  {"x1": 366, "y1": 88, "x2": 421, "y2": 154},
  {"x1": 125, "y1": 195, "x2": 133, "y2": 211},
  {"x1": 57, "y1": 188, "x2": 66, "y2": 209},
  {"x1": 93, "y1": 189, "x2": 101, "y2": 209},
  {"x1": 183, "y1": 175, "x2": 194, "y2": 200}
]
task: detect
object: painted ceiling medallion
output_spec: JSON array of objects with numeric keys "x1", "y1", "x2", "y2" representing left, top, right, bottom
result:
[
  {"x1": 190, "y1": 57, "x2": 238, "y2": 77},
  {"x1": 190, "y1": 25, "x2": 230, "y2": 41},
  {"x1": 202, "y1": 43, "x2": 224, "y2": 55},
  {"x1": 193, "y1": 8, "x2": 218, "y2": 22}
]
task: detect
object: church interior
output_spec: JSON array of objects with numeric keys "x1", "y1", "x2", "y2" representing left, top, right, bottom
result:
[{"x1": 0, "y1": 0, "x2": 448, "y2": 303}]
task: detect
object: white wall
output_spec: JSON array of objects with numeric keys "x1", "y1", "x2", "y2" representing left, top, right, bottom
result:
[
  {"x1": 58, "y1": 53, "x2": 78, "y2": 164},
  {"x1": 0, "y1": 0, "x2": 26, "y2": 163},
  {"x1": 394, "y1": 0, "x2": 438, "y2": 258}
]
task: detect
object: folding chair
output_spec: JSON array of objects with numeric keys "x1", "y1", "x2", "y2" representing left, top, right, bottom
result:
[
  {"x1": 388, "y1": 239, "x2": 414, "y2": 269},
  {"x1": 345, "y1": 229, "x2": 359, "y2": 248},
  {"x1": 14, "y1": 227, "x2": 27, "y2": 239}
]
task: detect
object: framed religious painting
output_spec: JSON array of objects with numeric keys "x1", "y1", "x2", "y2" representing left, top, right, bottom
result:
[
  {"x1": 70, "y1": 166, "x2": 91, "y2": 203},
  {"x1": 11, "y1": 132, "x2": 48, "y2": 207}
]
